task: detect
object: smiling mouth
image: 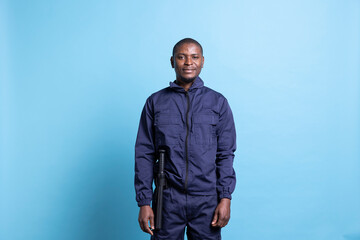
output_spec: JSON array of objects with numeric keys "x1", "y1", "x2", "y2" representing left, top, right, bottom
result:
[{"x1": 183, "y1": 69, "x2": 195, "y2": 72}]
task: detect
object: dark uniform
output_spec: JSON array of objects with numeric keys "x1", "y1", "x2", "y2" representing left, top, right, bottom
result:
[{"x1": 135, "y1": 77, "x2": 236, "y2": 240}]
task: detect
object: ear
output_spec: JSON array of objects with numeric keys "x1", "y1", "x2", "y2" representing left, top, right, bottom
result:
[
  {"x1": 170, "y1": 56, "x2": 174, "y2": 68},
  {"x1": 201, "y1": 56, "x2": 205, "y2": 68}
]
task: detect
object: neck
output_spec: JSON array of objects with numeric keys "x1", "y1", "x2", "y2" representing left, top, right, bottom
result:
[{"x1": 175, "y1": 78, "x2": 195, "y2": 91}]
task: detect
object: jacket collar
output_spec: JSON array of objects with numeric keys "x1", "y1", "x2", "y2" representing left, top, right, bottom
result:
[{"x1": 169, "y1": 76, "x2": 204, "y2": 92}]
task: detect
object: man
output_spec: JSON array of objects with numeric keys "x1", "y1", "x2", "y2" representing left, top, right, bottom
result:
[{"x1": 135, "y1": 38, "x2": 236, "y2": 240}]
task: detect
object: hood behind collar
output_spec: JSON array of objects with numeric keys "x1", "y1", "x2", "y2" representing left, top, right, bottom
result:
[{"x1": 169, "y1": 77, "x2": 204, "y2": 92}]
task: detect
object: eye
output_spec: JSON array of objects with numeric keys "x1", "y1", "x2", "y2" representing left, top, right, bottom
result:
[
  {"x1": 177, "y1": 56, "x2": 184, "y2": 60},
  {"x1": 192, "y1": 56, "x2": 199, "y2": 59}
]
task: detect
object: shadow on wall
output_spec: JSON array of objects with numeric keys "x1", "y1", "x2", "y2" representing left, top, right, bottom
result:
[{"x1": 343, "y1": 233, "x2": 360, "y2": 240}]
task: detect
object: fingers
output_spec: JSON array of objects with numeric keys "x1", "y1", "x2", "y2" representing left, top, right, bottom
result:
[
  {"x1": 138, "y1": 206, "x2": 154, "y2": 236},
  {"x1": 211, "y1": 207, "x2": 230, "y2": 228},
  {"x1": 138, "y1": 217, "x2": 145, "y2": 232},
  {"x1": 144, "y1": 222, "x2": 154, "y2": 236},
  {"x1": 211, "y1": 207, "x2": 220, "y2": 227},
  {"x1": 211, "y1": 208, "x2": 219, "y2": 227},
  {"x1": 139, "y1": 219, "x2": 145, "y2": 232},
  {"x1": 150, "y1": 214, "x2": 155, "y2": 230},
  {"x1": 222, "y1": 215, "x2": 230, "y2": 227},
  {"x1": 219, "y1": 211, "x2": 230, "y2": 227},
  {"x1": 213, "y1": 213, "x2": 229, "y2": 228},
  {"x1": 139, "y1": 218, "x2": 154, "y2": 235}
]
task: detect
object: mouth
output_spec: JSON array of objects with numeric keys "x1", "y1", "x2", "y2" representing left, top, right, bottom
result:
[{"x1": 183, "y1": 68, "x2": 195, "y2": 73}]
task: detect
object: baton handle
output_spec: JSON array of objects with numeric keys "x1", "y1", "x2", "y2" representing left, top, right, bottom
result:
[{"x1": 155, "y1": 149, "x2": 166, "y2": 230}]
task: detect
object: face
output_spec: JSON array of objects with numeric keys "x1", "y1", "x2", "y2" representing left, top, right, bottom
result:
[{"x1": 171, "y1": 43, "x2": 204, "y2": 84}]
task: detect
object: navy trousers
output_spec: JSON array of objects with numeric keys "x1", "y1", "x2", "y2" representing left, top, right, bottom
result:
[{"x1": 151, "y1": 187, "x2": 221, "y2": 240}]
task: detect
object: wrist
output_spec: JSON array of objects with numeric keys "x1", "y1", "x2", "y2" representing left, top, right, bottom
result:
[
  {"x1": 140, "y1": 205, "x2": 151, "y2": 208},
  {"x1": 220, "y1": 198, "x2": 231, "y2": 204}
]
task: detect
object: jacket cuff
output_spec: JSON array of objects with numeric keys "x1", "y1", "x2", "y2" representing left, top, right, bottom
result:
[
  {"x1": 137, "y1": 198, "x2": 152, "y2": 207},
  {"x1": 218, "y1": 186, "x2": 232, "y2": 200},
  {"x1": 219, "y1": 192, "x2": 232, "y2": 200}
]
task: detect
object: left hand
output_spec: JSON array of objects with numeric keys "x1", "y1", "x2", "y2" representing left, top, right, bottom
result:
[{"x1": 211, "y1": 198, "x2": 231, "y2": 228}]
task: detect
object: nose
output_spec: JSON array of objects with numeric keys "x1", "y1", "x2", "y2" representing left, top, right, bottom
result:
[{"x1": 185, "y1": 57, "x2": 193, "y2": 65}]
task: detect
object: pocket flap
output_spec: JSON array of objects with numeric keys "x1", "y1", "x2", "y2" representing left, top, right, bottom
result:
[
  {"x1": 193, "y1": 113, "x2": 219, "y2": 125},
  {"x1": 155, "y1": 114, "x2": 181, "y2": 125}
]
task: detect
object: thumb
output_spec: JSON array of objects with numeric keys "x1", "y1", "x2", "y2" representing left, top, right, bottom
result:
[
  {"x1": 212, "y1": 209, "x2": 219, "y2": 225},
  {"x1": 150, "y1": 213, "x2": 155, "y2": 230}
]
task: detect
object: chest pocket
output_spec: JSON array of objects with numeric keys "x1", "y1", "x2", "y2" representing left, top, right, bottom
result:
[
  {"x1": 192, "y1": 113, "x2": 219, "y2": 145},
  {"x1": 154, "y1": 113, "x2": 181, "y2": 146}
]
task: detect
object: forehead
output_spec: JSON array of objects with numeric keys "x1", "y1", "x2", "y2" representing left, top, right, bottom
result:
[{"x1": 175, "y1": 43, "x2": 202, "y2": 55}]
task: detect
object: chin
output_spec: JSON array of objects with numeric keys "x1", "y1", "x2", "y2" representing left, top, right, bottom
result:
[{"x1": 180, "y1": 76, "x2": 197, "y2": 84}]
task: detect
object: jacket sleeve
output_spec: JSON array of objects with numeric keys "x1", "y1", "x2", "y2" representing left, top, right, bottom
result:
[
  {"x1": 134, "y1": 97, "x2": 156, "y2": 207},
  {"x1": 216, "y1": 97, "x2": 236, "y2": 200}
]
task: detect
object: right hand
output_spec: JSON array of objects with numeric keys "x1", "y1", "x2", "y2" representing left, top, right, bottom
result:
[{"x1": 138, "y1": 205, "x2": 155, "y2": 235}]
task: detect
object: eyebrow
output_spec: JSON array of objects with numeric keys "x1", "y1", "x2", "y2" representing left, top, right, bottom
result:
[{"x1": 176, "y1": 53, "x2": 201, "y2": 56}]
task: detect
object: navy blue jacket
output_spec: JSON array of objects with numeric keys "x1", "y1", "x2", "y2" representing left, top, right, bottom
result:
[{"x1": 135, "y1": 77, "x2": 236, "y2": 206}]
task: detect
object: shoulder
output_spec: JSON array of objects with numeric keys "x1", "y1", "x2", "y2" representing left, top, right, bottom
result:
[
  {"x1": 151, "y1": 87, "x2": 171, "y2": 96},
  {"x1": 202, "y1": 86, "x2": 226, "y2": 98},
  {"x1": 147, "y1": 87, "x2": 172, "y2": 103},
  {"x1": 201, "y1": 86, "x2": 228, "y2": 106},
  {"x1": 142, "y1": 87, "x2": 175, "y2": 112}
]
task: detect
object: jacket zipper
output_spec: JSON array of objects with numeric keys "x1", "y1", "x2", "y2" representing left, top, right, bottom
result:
[{"x1": 184, "y1": 91, "x2": 190, "y2": 192}]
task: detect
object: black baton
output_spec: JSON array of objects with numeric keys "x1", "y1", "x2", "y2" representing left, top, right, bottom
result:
[{"x1": 155, "y1": 149, "x2": 166, "y2": 230}]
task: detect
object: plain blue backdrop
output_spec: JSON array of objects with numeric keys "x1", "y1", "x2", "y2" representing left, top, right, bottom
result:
[{"x1": 1, "y1": 0, "x2": 359, "y2": 239}]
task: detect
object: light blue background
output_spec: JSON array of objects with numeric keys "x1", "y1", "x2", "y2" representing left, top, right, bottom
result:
[{"x1": 1, "y1": 0, "x2": 359, "y2": 239}]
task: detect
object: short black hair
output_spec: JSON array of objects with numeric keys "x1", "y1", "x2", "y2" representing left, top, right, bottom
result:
[{"x1": 172, "y1": 38, "x2": 203, "y2": 56}]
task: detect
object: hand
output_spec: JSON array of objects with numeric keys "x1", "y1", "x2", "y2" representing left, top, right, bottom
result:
[
  {"x1": 138, "y1": 205, "x2": 155, "y2": 235},
  {"x1": 211, "y1": 198, "x2": 231, "y2": 228}
]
